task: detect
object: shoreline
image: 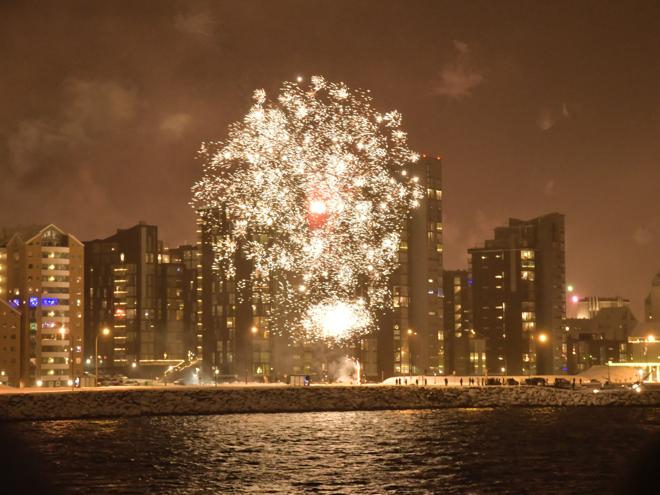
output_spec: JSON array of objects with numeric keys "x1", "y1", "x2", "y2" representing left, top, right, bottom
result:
[{"x1": 0, "y1": 385, "x2": 658, "y2": 421}]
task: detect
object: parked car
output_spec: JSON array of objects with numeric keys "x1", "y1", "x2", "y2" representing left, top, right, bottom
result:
[
  {"x1": 524, "y1": 377, "x2": 547, "y2": 386},
  {"x1": 506, "y1": 378, "x2": 519, "y2": 386},
  {"x1": 486, "y1": 378, "x2": 501, "y2": 386},
  {"x1": 553, "y1": 378, "x2": 571, "y2": 388}
]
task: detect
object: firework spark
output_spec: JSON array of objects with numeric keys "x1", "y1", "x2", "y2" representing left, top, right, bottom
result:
[{"x1": 192, "y1": 75, "x2": 421, "y2": 343}]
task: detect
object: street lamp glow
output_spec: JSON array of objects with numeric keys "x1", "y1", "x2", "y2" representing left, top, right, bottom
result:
[
  {"x1": 647, "y1": 335, "x2": 656, "y2": 343},
  {"x1": 567, "y1": 284, "x2": 574, "y2": 292},
  {"x1": 95, "y1": 327, "x2": 112, "y2": 386},
  {"x1": 571, "y1": 295, "x2": 579, "y2": 304},
  {"x1": 251, "y1": 326, "x2": 258, "y2": 334},
  {"x1": 538, "y1": 333, "x2": 548, "y2": 343}
]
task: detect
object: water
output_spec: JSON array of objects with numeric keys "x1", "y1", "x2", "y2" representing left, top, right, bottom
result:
[{"x1": 3, "y1": 407, "x2": 659, "y2": 494}]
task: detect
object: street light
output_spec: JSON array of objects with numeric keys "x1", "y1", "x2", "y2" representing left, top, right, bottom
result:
[
  {"x1": 95, "y1": 327, "x2": 111, "y2": 386},
  {"x1": 498, "y1": 355, "x2": 507, "y2": 376},
  {"x1": 250, "y1": 326, "x2": 258, "y2": 383},
  {"x1": 59, "y1": 325, "x2": 75, "y2": 389},
  {"x1": 407, "y1": 329, "x2": 416, "y2": 377}
]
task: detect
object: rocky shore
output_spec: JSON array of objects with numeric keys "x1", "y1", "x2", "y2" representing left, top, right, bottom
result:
[{"x1": 0, "y1": 385, "x2": 658, "y2": 421}]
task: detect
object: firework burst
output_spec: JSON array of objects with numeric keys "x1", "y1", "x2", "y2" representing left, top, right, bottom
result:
[{"x1": 192, "y1": 75, "x2": 421, "y2": 343}]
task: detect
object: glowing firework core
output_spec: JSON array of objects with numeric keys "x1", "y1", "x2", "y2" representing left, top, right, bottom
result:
[
  {"x1": 309, "y1": 199, "x2": 327, "y2": 216},
  {"x1": 304, "y1": 300, "x2": 370, "y2": 340},
  {"x1": 192, "y1": 75, "x2": 422, "y2": 343}
]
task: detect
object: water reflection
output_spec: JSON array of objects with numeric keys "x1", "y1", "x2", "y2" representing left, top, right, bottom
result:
[{"x1": 6, "y1": 407, "x2": 660, "y2": 494}]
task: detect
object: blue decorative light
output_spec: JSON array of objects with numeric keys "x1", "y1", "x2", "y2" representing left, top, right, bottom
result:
[
  {"x1": 9, "y1": 298, "x2": 21, "y2": 308},
  {"x1": 41, "y1": 297, "x2": 59, "y2": 306},
  {"x1": 28, "y1": 297, "x2": 39, "y2": 308}
]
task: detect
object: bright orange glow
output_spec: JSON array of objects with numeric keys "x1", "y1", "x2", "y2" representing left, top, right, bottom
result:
[{"x1": 538, "y1": 333, "x2": 548, "y2": 343}]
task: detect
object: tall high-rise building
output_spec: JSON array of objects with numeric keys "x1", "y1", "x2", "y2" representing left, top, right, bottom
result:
[
  {"x1": 576, "y1": 296, "x2": 630, "y2": 319},
  {"x1": 197, "y1": 156, "x2": 443, "y2": 381},
  {"x1": 468, "y1": 213, "x2": 566, "y2": 375},
  {"x1": 0, "y1": 225, "x2": 85, "y2": 387},
  {"x1": 85, "y1": 222, "x2": 159, "y2": 368},
  {"x1": 85, "y1": 223, "x2": 197, "y2": 372},
  {"x1": 443, "y1": 269, "x2": 481, "y2": 375},
  {"x1": 197, "y1": 208, "x2": 274, "y2": 380},
  {"x1": 378, "y1": 155, "x2": 443, "y2": 377},
  {"x1": 161, "y1": 244, "x2": 201, "y2": 361},
  {"x1": 644, "y1": 272, "x2": 660, "y2": 324}
]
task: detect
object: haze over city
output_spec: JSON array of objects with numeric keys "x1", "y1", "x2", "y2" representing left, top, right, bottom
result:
[
  {"x1": 1, "y1": 2, "x2": 659, "y2": 494},
  {"x1": 2, "y1": 1, "x2": 659, "y2": 316}
]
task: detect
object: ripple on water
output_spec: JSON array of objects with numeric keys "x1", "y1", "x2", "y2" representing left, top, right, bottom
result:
[{"x1": 3, "y1": 407, "x2": 659, "y2": 494}]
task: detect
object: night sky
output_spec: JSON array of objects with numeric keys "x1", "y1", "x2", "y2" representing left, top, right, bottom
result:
[{"x1": 1, "y1": 1, "x2": 659, "y2": 317}]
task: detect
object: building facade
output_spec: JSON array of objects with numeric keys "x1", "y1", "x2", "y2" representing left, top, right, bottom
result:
[
  {"x1": 645, "y1": 271, "x2": 660, "y2": 324},
  {"x1": 85, "y1": 223, "x2": 196, "y2": 373},
  {"x1": 1, "y1": 225, "x2": 84, "y2": 387},
  {"x1": 565, "y1": 305, "x2": 637, "y2": 373},
  {"x1": 468, "y1": 213, "x2": 566, "y2": 375},
  {"x1": 576, "y1": 296, "x2": 630, "y2": 319},
  {"x1": 0, "y1": 298, "x2": 20, "y2": 386},
  {"x1": 378, "y1": 156, "x2": 444, "y2": 378},
  {"x1": 160, "y1": 244, "x2": 201, "y2": 362},
  {"x1": 443, "y1": 270, "x2": 471, "y2": 375}
]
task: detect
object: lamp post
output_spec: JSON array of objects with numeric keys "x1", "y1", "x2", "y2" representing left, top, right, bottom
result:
[
  {"x1": 407, "y1": 329, "x2": 416, "y2": 377},
  {"x1": 95, "y1": 327, "x2": 111, "y2": 386},
  {"x1": 59, "y1": 325, "x2": 74, "y2": 389},
  {"x1": 537, "y1": 332, "x2": 548, "y2": 377},
  {"x1": 249, "y1": 326, "x2": 258, "y2": 384}
]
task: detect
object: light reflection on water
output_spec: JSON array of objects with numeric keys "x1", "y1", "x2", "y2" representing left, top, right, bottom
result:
[{"x1": 5, "y1": 407, "x2": 660, "y2": 494}]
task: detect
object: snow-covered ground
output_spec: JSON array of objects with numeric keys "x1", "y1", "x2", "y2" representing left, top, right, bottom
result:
[{"x1": 0, "y1": 383, "x2": 658, "y2": 421}]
